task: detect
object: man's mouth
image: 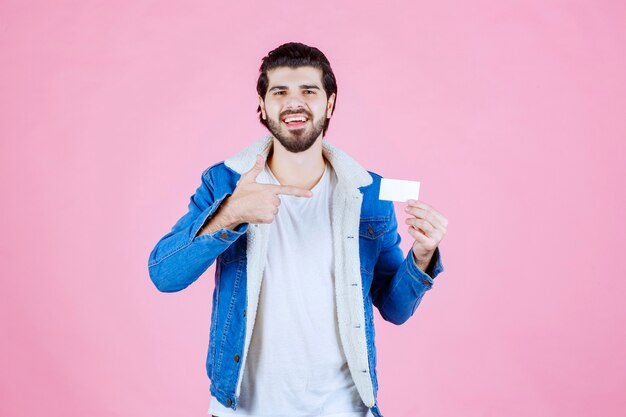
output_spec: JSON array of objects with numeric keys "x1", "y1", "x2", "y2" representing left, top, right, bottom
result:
[{"x1": 281, "y1": 114, "x2": 309, "y2": 129}]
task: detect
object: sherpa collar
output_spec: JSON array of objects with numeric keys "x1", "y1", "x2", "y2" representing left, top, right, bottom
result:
[{"x1": 224, "y1": 133, "x2": 373, "y2": 190}]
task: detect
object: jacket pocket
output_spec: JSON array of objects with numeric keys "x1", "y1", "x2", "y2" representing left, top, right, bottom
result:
[
  {"x1": 359, "y1": 217, "x2": 389, "y2": 276},
  {"x1": 219, "y1": 231, "x2": 247, "y2": 264},
  {"x1": 359, "y1": 217, "x2": 389, "y2": 240}
]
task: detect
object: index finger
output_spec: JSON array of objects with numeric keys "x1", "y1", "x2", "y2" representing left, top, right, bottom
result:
[{"x1": 267, "y1": 183, "x2": 313, "y2": 197}]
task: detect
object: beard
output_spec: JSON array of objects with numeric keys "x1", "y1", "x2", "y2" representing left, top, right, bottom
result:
[{"x1": 266, "y1": 113, "x2": 326, "y2": 153}]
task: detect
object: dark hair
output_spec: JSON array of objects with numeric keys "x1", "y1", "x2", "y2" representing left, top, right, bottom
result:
[{"x1": 256, "y1": 42, "x2": 338, "y2": 137}]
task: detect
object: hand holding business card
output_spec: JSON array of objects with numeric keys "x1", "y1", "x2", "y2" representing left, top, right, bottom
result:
[
  {"x1": 379, "y1": 178, "x2": 420, "y2": 202},
  {"x1": 379, "y1": 176, "x2": 449, "y2": 275}
]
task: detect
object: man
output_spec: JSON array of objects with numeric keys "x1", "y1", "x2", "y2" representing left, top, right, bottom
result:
[{"x1": 148, "y1": 42, "x2": 447, "y2": 417}]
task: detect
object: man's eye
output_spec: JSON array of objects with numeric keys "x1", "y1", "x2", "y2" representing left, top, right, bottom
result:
[
  {"x1": 273, "y1": 91, "x2": 286, "y2": 95},
  {"x1": 304, "y1": 90, "x2": 315, "y2": 94}
]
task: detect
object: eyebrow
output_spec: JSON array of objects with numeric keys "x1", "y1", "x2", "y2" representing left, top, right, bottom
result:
[{"x1": 268, "y1": 85, "x2": 321, "y2": 92}]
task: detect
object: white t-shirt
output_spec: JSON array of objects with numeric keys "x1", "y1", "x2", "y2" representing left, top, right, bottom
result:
[{"x1": 208, "y1": 161, "x2": 373, "y2": 417}]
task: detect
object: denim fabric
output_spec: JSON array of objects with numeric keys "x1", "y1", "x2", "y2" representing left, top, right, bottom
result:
[{"x1": 148, "y1": 160, "x2": 444, "y2": 417}]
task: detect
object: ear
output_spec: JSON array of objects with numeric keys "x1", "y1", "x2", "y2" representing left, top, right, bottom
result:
[
  {"x1": 326, "y1": 93, "x2": 336, "y2": 119},
  {"x1": 258, "y1": 95, "x2": 267, "y2": 120}
]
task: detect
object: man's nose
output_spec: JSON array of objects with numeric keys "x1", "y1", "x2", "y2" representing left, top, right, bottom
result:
[{"x1": 284, "y1": 94, "x2": 305, "y2": 109}]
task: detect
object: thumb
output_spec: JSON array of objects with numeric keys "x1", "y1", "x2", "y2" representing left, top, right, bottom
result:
[{"x1": 240, "y1": 154, "x2": 265, "y2": 184}]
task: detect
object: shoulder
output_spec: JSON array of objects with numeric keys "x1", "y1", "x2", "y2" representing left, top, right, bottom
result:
[
  {"x1": 201, "y1": 161, "x2": 236, "y2": 181},
  {"x1": 201, "y1": 161, "x2": 240, "y2": 194},
  {"x1": 360, "y1": 169, "x2": 394, "y2": 218}
]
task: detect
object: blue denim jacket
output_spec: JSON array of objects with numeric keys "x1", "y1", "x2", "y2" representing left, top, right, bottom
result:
[{"x1": 148, "y1": 134, "x2": 444, "y2": 417}]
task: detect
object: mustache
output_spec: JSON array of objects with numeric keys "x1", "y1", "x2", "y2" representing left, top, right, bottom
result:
[{"x1": 280, "y1": 110, "x2": 312, "y2": 119}]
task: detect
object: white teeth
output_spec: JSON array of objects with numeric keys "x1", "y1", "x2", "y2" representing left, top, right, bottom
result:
[{"x1": 284, "y1": 116, "x2": 307, "y2": 123}]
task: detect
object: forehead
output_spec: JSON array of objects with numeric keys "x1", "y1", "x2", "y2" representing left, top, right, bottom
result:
[{"x1": 266, "y1": 66, "x2": 323, "y2": 87}]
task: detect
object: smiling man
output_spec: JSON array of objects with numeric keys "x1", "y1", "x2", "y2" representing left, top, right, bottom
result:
[
  {"x1": 148, "y1": 42, "x2": 447, "y2": 417},
  {"x1": 262, "y1": 66, "x2": 329, "y2": 153}
]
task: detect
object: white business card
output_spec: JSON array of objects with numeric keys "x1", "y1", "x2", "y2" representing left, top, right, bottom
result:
[{"x1": 379, "y1": 178, "x2": 420, "y2": 202}]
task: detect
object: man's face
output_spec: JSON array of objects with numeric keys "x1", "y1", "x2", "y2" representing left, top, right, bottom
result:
[{"x1": 259, "y1": 66, "x2": 335, "y2": 153}]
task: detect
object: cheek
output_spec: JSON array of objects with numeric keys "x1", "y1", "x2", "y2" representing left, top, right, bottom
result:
[
  {"x1": 265, "y1": 104, "x2": 282, "y2": 120},
  {"x1": 310, "y1": 102, "x2": 328, "y2": 118}
]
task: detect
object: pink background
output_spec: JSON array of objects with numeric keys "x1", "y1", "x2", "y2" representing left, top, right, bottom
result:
[{"x1": 1, "y1": 1, "x2": 625, "y2": 416}]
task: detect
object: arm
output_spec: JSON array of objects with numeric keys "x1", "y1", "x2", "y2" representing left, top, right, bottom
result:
[
  {"x1": 370, "y1": 202, "x2": 444, "y2": 325},
  {"x1": 147, "y1": 167, "x2": 248, "y2": 293}
]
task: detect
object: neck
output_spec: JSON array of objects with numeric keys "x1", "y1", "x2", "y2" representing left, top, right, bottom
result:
[{"x1": 267, "y1": 136, "x2": 327, "y2": 190}]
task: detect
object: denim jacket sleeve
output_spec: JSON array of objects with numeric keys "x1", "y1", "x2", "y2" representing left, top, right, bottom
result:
[
  {"x1": 370, "y1": 201, "x2": 444, "y2": 325},
  {"x1": 147, "y1": 167, "x2": 249, "y2": 292}
]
